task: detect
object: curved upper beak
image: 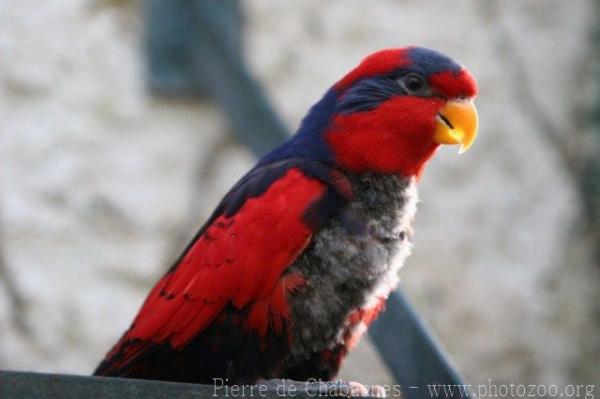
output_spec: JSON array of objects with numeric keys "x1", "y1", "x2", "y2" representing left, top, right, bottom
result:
[{"x1": 433, "y1": 99, "x2": 478, "y2": 154}]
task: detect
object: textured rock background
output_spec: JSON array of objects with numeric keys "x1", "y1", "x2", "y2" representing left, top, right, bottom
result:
[{"x1": 0, "y1": 0, "x2": 598, "y2": 389}]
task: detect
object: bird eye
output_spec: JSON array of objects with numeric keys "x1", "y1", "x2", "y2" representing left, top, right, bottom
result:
[{"x1": 397, "y1": 74, "x2": 430, "y2": 96}]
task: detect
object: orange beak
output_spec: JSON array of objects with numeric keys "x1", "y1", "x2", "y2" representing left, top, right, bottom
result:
[{"x1": 433, "y1": 99, "x2": 478, "y2": 153}]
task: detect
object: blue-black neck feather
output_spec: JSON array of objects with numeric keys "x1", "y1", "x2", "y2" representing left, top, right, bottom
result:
[
  {"x1": 337, "y1": 76, "x2": 405, "y2": 114},
  {"x1": 257, "y1": 88, "x2": 338, "y2": 167}
]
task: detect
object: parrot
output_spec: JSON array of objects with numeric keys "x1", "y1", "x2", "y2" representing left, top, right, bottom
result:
[{"x1": 94, "y1": 46, "x2": 478, "y2": 394}]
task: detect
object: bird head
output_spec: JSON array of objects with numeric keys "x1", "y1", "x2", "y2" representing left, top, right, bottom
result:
[{"x1": 321, "y1": 47, "x2": 478, "y2": 177}]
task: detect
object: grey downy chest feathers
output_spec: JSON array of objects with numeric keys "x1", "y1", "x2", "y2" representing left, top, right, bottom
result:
[{"x1": 285, "y1": 172, "x2": 418, "y2": 363}]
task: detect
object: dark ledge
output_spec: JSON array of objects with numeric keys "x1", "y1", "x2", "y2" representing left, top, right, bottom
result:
[
  {"x1": 0, "y1": 370, "x2": 381, "y2": 399},
  {"x1": 1, "y1": 371, "x2": 212, "y2": 399}
]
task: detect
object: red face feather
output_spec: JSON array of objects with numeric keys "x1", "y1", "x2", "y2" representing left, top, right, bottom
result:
[
  {"x1": 334, "y1": 48, "x2": 410, "y2": 91},
  {"x1": 327, "y1": 96, "x2": 444, "y2": 176},
  {"x1": 429, "y1": 69, "x2": 477, "y2": 98},
  {"x1": 327, "y1": 47, "x2": 478, "y2": 177}
]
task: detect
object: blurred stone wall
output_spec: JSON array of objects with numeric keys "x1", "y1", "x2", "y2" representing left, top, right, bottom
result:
[{"x1": 0, "y1": 0, "x2": 598, "y2": 388}]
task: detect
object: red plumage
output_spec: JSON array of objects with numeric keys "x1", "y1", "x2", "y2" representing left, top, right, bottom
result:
[
  {"x1": 98, "y1": 168, "x2": 326, "y2": 375},
  {"x1": 429, "y1": 69, "x2": 477, "y2": 98},
  {"x1": 334, "y1": 48, "x2": 410, "y2": 91},
  {"x1": 327, "y1": 96, "x2": 443, "y2": 176}
]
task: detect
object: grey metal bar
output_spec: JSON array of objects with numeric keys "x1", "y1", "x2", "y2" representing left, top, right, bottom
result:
[
  {"x1": 146, "y1": 0, "x2": 242, "y2": 96},
  {"x1": 370, "y1": 290, "x2": 470, "y2": 398},
  {"x1": 146, "y1": 0, "x2": 289, "y2": 157}
]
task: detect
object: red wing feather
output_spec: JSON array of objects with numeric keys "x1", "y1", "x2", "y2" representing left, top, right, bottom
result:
[{"x1": 107, "y1": 168, "x2": 326, "y2": 364}]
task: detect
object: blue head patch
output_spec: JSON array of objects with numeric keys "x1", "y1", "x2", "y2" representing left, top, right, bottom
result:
[{"x1": 337, "y1": 47, "x2": 463, "y2": 114}]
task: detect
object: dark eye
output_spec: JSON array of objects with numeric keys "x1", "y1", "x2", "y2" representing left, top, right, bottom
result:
[{"x1": 397, "y1": 74, "x2": 430, "y2": 96}]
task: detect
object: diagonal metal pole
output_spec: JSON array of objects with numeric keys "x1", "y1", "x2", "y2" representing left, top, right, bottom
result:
[
  {"x1": 369, "y1": 290, "x2": 469, "y2": 397},
  {"x1": 146, "y1": 0, "x2": 289, "y2": 156}
]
